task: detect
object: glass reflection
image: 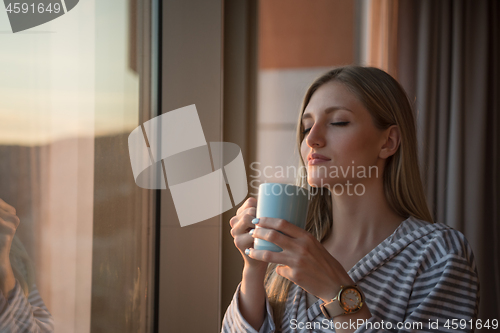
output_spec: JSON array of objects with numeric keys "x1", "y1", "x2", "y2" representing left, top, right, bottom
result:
[{"x1": 0, "y1": 0, "x2": 156, "y2": 332}]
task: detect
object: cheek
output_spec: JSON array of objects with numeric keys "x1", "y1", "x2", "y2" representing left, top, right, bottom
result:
[{"x1": 341, "y1": 128, "x2": 381, "y2": 163}]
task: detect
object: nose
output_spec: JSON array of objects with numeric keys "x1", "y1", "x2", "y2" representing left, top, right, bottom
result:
[{"x1": 305, "y1": 123, "x2": 326, "y2": 148}]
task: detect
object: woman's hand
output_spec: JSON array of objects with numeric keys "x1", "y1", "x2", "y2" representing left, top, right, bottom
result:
[
  {"x1": 246, "y1": 217, "x2": 354, "y2": 302},
  {"x1": 0, "y1": 198, "x2": 19, "y2": 296},
  {"x1": 0, "y1": 199, "x2": 19, "y2": 262},
  {"x1": 229, "y1": 197, "x2": 268, "y2": 272},
  {"x1": 229, "y1": 197, "x2": 270, "y2": 331}
]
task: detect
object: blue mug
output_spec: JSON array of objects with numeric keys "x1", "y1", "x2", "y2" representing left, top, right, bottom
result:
[{"x1": 254, "y1": 183, "x2": 309, "y2": 252}]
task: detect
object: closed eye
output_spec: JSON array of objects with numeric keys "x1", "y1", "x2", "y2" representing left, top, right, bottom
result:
[
  {"x1": 302, "y1": 122, "x2": 349, "y2": 135},
  {"x1": 331, "y1": 121, "x2": 349, "y2": 127}
]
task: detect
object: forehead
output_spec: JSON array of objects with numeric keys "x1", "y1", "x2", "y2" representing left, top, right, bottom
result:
[{"x1": 302, "y1": 81, "x2": 365, "y2": 119}]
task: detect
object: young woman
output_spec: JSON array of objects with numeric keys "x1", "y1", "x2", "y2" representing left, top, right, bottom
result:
[
  {"x1": 0, "y1": 198, "x2": 54, "y2": 332},
  {"x1": 222, "y1": 66, "x2": 479, "y2": 333}
]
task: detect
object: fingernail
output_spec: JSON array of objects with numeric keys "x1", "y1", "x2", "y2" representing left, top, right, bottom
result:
[
  {"x1": 245, "y1": 248, "x2": 250, "y2": 256},
  {"x1": 252, "y1": 218, "x2": 260, "y2": 224},
  {"x1": 249, "y1": 229, "x2": 255, "y2": 236}
]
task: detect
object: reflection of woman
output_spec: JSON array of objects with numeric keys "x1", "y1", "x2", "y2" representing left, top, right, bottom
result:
[
  {"x1": 0, "y1": 199, "x2": 54, "y2": 332},
  {"x1": 222, "y1": 66, "x2": 479, "y2": 332}
]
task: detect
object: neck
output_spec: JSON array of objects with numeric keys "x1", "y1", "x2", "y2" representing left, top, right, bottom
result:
[{"x1": 323, "y1": 177, "x2": 406, "y2": 252}]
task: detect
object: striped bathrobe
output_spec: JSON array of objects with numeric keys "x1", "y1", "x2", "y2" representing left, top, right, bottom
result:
[
  {"x1": 0, "y1": 283, "x2": 53, "y2": 333},
  {"x1": 221, "y1": 216, "x2": 480, "y2": 332},
  {"x1": 0, "y1": 237, "x2": 53, "y2": 333}
]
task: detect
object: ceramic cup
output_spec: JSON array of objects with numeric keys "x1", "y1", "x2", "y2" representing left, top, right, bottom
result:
[{"x1": 254, "y1": 183, "x2": 309, "y2": 252}]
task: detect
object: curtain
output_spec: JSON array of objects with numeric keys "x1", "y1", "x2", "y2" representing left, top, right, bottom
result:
[
  {"x1": 364, "y1": 0, "x2": 399, "y2": 77},
  {"x1": 396, "y1": 0, "x2": 500, "y2": 327}
]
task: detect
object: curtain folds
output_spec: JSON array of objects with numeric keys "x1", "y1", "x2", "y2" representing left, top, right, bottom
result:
[{"x1": 396, "y1": 0, "x2": 500, "y2": 326}]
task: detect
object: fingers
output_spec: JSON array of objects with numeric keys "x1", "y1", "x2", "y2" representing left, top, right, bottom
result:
[
  {"x1": 230, "y1": 207, "x2": 256, "y2": 235},
  {"x1": 251, "y1": 226, "x2": 294, "y2": 251},
  {"x1": 245, "y1": 247, "x2": 290, "y2": 266},
  {"x1": 236, "y1": 196, "x2": 257, "y2": 215},
  {"x1": 0, "y1": 198, "x2": 16, "y2": 215},
  {"x1": 230, "y1": 206, "x2": 255, "y2": 228},
  {"x1": 231, "y1": 196, "x2": 257, "y2": 231},
  {"x1": 233, "y1": 232, "x2": 255, "y2": 254},
  {"x1": 0, "y1": 208, "x2": 20, "y2": 235},
  {"x1": 230, "y1": 197, "x2": 259, "y2": 254},
  {"x1": 253, "y1": 217, "x2": 307, "y2": 239},
  {"x1": 275, "y1": 264, "x2": 291, "y2": 278}
]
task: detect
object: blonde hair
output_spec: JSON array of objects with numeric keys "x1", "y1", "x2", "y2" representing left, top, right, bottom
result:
[
  {"x1": 9, "y1": 235, "x2": 35, "y2": 297},
  {"x1": 264, "y1": 66, "x2": 433, "y2": 331}
]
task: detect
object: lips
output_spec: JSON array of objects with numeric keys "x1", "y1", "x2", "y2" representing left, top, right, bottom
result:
[{"x1": 308, "y1": 153, "x2": 331, "y2": 161}]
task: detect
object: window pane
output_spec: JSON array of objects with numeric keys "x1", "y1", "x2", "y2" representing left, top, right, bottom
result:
[
  {"x1": 0, "y1": 1, "x2": 157, "y2": 332},
  {"x1": 256, "y1": 0, "x2": 355, "y2": 184}
]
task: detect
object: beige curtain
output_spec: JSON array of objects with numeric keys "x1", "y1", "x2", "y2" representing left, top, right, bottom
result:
[
  {"x1": 395, "y1": 0, "x2": 500, "y2": 327},
  {"x1": 364, "y1": 0, "x2": 399, "y2": 77}
]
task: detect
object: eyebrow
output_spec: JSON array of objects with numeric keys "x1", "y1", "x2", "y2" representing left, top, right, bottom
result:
[{"x1": 301, "y1": 106, "x2": 353, "y2": 121}]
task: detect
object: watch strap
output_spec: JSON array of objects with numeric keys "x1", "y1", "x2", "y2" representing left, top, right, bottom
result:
[{"x1": 320, "y1": 297, "x2": 345, "y2": 319}]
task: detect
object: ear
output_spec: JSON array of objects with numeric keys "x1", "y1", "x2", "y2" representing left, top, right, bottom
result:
[{"x1": 379, "y1": 125, "x2": 401, "y2": 159}]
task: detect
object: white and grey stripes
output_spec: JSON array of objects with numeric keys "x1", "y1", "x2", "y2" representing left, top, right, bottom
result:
[
  {"x1": 221, "y1": 216, "x2": 480, "y2": 333},
  {"x1": 0, "y1": 282, "x2": 54, "y2": 333}
]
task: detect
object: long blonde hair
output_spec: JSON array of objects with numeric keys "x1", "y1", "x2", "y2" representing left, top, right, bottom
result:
[{"x1": 264, "y1": 66, "x2": 433, "y2": 331}]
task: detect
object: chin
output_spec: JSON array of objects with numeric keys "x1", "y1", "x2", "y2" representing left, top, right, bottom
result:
[{"x1": 307, "y1": 178, "x2": 331, "y2": 188}]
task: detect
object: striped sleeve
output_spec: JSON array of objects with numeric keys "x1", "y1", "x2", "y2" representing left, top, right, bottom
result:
[
  {"x1": 221, "y1": 282, "x2": 276, "y2": 333},
  {"x1": 355, "y1": 229, "x2": 479, "y2": 333},
  {"x1": 0, "y1": 281, "x2": 54, "y2": 333},
  {"x1": 402, "y1": 253, "x2": 479, "y2": 332}
]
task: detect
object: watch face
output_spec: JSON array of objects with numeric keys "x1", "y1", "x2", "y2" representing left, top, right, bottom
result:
[{"x1": 340, "y1": 287, "x2": 362, "y2": 312}]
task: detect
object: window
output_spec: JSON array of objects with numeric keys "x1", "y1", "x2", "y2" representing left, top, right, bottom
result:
[{"x1": 0, "y1": 1, "x2": 159, "y2": 331}]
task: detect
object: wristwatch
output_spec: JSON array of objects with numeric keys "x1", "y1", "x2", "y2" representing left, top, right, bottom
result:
[{"x1": 320, "y1": 284, "x2": 365, "y2": 319}]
